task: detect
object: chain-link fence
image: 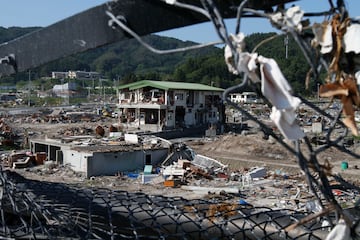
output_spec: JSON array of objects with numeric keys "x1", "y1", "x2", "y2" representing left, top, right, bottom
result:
[
  {"x1": 2, "y1": 169, "x2": 352, "y2": 239},
  {"x1": 1, "y1": 0, "x2": 360, "y2": 239},
  {"x1": 105, "y1": 0, "x2": 360, "y2": 238}
]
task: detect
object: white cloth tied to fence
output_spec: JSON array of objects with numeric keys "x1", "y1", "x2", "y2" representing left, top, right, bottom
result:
[
  {"x1": 258, "y1": 56, "x2": 304, "y2": 140},
  {"x1": 325, "y1": 219, "x2": 351, "y2": 240},
  {"x1": 224, "y1": 35, "x2": 304, "y2": 141}
]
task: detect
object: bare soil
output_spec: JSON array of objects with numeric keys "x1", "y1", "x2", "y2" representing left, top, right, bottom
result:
[{"x1": 185, "y1": 132, "x2": 360, "y2": 180}]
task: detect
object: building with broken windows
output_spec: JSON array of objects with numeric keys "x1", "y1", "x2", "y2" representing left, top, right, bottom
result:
[
  {"x1": 229, "y1": 92, "x2": 260, "y2": 103},
  {"x1": 29, "y1": 134, "x2": 170, "y2": 178},
  {"x1": 117, "y1": 80, "x2": 224, "y2": 131}
]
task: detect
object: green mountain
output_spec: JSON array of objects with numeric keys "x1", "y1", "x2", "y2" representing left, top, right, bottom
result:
[
  {"x1": 0, "y1": 27, "x2": 315, "y2": 95},
  {"x1": 39, "y1": 34, "x2": 222, "y2": 81},
  {"x1": 0, "y1": 26, "x2": 223, "y2": 85},
  {"x1": 0, "y1": 26, "x2": 41, "y2": 43}
]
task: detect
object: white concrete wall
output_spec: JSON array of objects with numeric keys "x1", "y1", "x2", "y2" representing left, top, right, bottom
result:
[
  {"x1": 86, "y1": 149, "x2": 168, "y2": 177},
  {"x1": 63, "y1": 149, "x2": 92, "y2": 174}
]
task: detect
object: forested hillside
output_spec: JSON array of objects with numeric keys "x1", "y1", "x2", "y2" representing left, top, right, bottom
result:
[{"x1": 0, "y1": 27, "x2": 316, "y2": 95}]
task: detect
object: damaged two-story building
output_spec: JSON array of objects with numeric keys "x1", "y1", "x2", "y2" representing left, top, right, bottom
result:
[{"x1": 117, "y1": 80, "x2": 224, "y2": 132}]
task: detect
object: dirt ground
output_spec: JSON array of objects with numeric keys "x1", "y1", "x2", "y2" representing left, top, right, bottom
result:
[{"x1": 186, "y1": 132, "x2": 360, "y2": 179}]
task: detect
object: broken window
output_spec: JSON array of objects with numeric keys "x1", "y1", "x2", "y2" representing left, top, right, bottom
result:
[{"x1": 145, "y1": 154, "x2": 152, "y2": 165}]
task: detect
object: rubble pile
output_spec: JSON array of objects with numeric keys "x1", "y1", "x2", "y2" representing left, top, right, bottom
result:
[
  {"x1": 12, "y1": 152, "x2": 359, "y2": 212},
  {"x1": 0, "y1": 109, "x2": 357, "y2": 210},
  {"x1": 57, "y1": 126, "x2": 94, "y2": 136},
  {"x1": 0, "y1": 102, "x2": 358, "y2": 240},
  {"x1": 0, "y1": 118, "x2": 18, "y2": 146}
]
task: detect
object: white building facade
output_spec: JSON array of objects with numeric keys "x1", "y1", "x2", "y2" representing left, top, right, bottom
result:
[
  {"x1": 229, "y1": 92, "x2": 259, "y2": 103},
  {"x1": 117, "y1": 80, "x2": 224, "y2": 131},
  {"x1": 51, "y1": 71, "x2": 100, "y2": 80},
  {"x1": 52, "y1": 82, "x2": 78, "y2": 98}
]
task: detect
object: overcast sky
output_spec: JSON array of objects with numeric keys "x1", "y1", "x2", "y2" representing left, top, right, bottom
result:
[{"x1": 0, "y1": 0, "x2": 359, "y2": 43}]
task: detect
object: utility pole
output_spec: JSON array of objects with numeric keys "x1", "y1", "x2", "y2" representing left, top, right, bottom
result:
[
  {"x1": 28, "y1": 70, "x2": 31, "y2": 107},
  {"x1": 284, "y1": 34, "x2": 289, "y2": 59},
  {"x1": 102, "y1": 79, "x2": 106, "y2": 103}
]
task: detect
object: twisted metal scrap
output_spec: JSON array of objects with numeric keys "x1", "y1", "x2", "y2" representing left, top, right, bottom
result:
[{"x1": 0, "y1": 169, "x2": 343, "y2": 239}]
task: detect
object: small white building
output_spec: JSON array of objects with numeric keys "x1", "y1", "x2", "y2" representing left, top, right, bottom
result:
[
  {"x1": 51, "y1": 71, "x2": 100, "y2": 80},
  {"x1": 230, "y1": 92, "x2": 259, "y2": 103},
  {"x1": 68, "y1": 71, "x2": 100, "y2": 80},
  {"x1": 117, "y1": 80, "x2": 224, "y2": 131},
  {"x1": 51, "y1": 71, "x2": 69, "y2": 79},
  {"x1": 29, "y1": 135, "x2": 169, "y2": 178},
  {"x1": 53, "y1": 82, "x2": 78, "y2": 98}
]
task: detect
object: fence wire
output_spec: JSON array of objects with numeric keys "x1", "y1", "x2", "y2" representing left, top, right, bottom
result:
[
  {"x1": 1, "y1": 0, "x2": 360, "y2": 239},
  {"x1": 1, "y1": 169, "x2": 351, "y2": 239},
  {"x1": 105, "y1": 0, "x2": 360, "y2": 238}
]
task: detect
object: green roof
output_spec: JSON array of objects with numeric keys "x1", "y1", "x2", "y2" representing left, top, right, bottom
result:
[{"x1": 118, "y1": 80, "x2": 223, "y2": 92}]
